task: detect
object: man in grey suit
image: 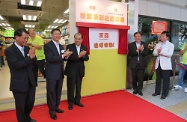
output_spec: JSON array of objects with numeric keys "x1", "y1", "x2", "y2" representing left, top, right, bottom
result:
[
  {"x1": 5, "y1": 28, "x2": 37, "y2": 122},
  {"x1": 44, "y1": 28, "x2": 72, "y2": 120}
]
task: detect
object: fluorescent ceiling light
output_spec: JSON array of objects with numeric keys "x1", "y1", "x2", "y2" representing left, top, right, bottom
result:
[
  {"x1": 54, "y1": 19, "x2": 59, "y2": 23},
  {"x1": 2, "y1": 23, "x2": 6, "y2": 26},
  {"x1": 62, "y1": 20, "x2": 68, "y2": 23},
  {"x1": 29, "y1": 0, "x2": 34, "y2": 6},
  {"x1": 23, "y1": 15, "x2": 37, "y2": 21},
  {"x1": 48, "y1": 26, "x2": 51, "y2": 28},
  {"x1": 64, "y1": 8, "x2": 69, "y2": 14},
  {"x1": 0, "y1": 15, "x2": 4, "y2": 20},
  {"x1": 6, "y1": 24, "x2": 10, "y2": 26},
  {"x1": 21, "y1": 0, "x2": 26, "y2": 4},
  {"x1": 0, "y1": 24, "x2": 2, "y2": 26},
  {"x1": 28, "y1": 15, "x2": 32, "y2": 20},
  {"x1": 33, "y1": 16, "x2": 37, "y2": 20},
  {"x1": 58, "y1": 19, "x2": 63, "y2": 23},
  {"x1": 37, "y1": 1, "x2": 42, "y2": 7},
  {"x1": 23, "y1": 15, "x2": 26, "y2": 20},
  {"x1": 25, "y1": 25, "x2": 35, "y2": 28}
]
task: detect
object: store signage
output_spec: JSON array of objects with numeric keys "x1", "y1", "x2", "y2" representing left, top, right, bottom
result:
[
  {"x1": 89, "y1": 28, "x2": 118, "y2": 50},
  {"x1": 152, "y1": 21, "x2": 168, "y2": 34},
  {"x1": 76, "y1": 0, "x2": 128, "y2": 25}
]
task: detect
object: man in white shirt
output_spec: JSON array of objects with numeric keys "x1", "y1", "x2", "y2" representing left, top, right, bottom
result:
[{"x1": 152, "y1": 31, "x2": 174, "y2": 99}]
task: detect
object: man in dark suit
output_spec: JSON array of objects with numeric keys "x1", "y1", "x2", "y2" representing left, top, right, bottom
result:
[
  {"x1": 44, "y1": 28, "x2": 72, "y2": 120},
  {"x1": 128, "y1": 32, "x2": 148, "y2": 96},
  {"x1": 65, "y1": 33, "x2": 89, "y2": 110},
  {"x1": 5, "y1": 28, "x2": 37, "y2": 122}
]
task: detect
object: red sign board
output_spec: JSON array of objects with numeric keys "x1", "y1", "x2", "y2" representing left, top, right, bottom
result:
[{"x1": 152, "y1": 21, "x2": 168, "y2": 34}]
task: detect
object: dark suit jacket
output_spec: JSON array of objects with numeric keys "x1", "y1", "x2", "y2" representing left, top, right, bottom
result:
[
  {"x1": 128, "y1": 41, "x2": 148, "y2": 69},
  {"x1": 65, "y1": 43, "x2": 89, "y2": 78},
  {"x1": 5, "y1": 43, "x2": 37, "y2": 92},
  {"x1": 44, "y1": 40, "x2": 65, "y2": 81}
]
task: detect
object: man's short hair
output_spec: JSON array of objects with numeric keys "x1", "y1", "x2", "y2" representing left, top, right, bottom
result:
[
  {"x1": 161, "y1": 31, "x2": 170, "y2": 38},
  {"x1": 51, "y1": 28, "x2": 61, "y2": 34},
  {"x1": 14, "y1": 28, "x2": 29, "y2": 38},
  {"x1": 74, "y1": 33, "x2": 83, "y2": 39},
  {"x1": 134, "y1": 32, "x2": 142, "y2": 37}
]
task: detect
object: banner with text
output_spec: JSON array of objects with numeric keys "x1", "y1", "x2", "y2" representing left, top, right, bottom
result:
[
  {"x1": 76, "y1": 0, "x2": 127, "y2": 25},
  {"x1": 152, "y1": 21, "x2": 168, "y2": 34},
  {"x1": 89, "y1": 28, "x2": 118, "y2": 50}
]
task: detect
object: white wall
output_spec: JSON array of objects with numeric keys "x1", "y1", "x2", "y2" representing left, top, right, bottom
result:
[
  {"x1": 69, "y1": 0, "x2": 78, "y2": 43},
  {"x1": 139, "y1": 0, "x2": 187, "y2": 22}
]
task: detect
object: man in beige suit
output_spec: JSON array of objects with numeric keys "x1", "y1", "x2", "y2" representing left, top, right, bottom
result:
[{"x1": 152, "y1": 31, "x2": 174, "y2": 99}]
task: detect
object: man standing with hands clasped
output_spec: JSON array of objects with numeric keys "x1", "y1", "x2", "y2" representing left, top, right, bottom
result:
[
  {"x1": 152, "y1": 31, "x2": 174, "y2": 99},
  {"x1": 5, "y1": 28, "x2": 37, "y2": 122},
  {"x1": 128, "y1": 32, "x2": 148, "y2": 96},
  {"x1": 65, "y1": 33, "x2": 89, "y2": 110},
  {"x1": 44, "y1": 28, "x2": 72, "y2": 120}
]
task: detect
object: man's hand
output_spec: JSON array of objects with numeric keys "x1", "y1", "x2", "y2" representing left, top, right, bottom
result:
[
  {"x1": 29, "y1": 47, "x2": 36, "y2": 59},
  {"x1": 78, "y1": 50, "x2": 87, "y2": 58},
  {"x1": 157, "y1": 48, "x2": 162, "y2": 54},
  {"x1": 63, "y1": 49, "x2": 73, "y2": 57},
  {"x1": 139, "y1": 45, "x2": 144, "y2": 51}
]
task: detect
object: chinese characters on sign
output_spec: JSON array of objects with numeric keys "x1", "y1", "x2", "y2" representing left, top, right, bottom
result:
[
  {"x1": 152, "y1": 21, "x2": 168, "y2": 34},
  {"x1": 80, "y1": 12, "x2": 125, "y2": 23},
  {"x1": 76, "y1": 0, "x2": 127, "y2": 25},
  {"x1": 94, "y1": 32, "x2": 114, "y2": 49}
]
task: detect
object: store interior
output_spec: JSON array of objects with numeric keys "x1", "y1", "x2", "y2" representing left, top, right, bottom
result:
[{"x1": 0, "y1": 0, "x2": 128, "y2": 105}]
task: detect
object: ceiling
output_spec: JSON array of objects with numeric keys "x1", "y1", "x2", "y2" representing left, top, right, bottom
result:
[{"x1": 0, "y1": 0, "x2": 68, "y2": 31}]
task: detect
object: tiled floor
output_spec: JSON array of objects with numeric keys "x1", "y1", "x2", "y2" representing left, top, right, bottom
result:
[
  {"x1": 127, "y1": 82, "x2": 187, "y2": 120},
  {"x1": 1, "y1": 62, "x2": 187, "y2": 120}
]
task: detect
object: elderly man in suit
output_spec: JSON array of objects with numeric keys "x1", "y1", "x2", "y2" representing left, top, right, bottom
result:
[
  {"x1": 65, "y1": 33, "x2": 89, "y2": 110},
  {"x1": 44, "y1": 28, "x2": 72, "y2": 120},
  {"x1": 128, "y1": 32, "x2": 148, "y2": 96},
  {"x1": 152, "y1": 31, "x2": 174, "y2": 99},
  {"x1": 5, "y1": 28, "x2": 37, "y2": 122}
]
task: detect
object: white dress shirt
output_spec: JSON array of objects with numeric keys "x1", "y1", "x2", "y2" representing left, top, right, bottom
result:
[
  {"x1": 15, "y1": 42, "x2": 25, "y2": 57},
  {"x1": 52, "y1": 40, "x2": 64, "y2": 58},
  {"x1": 76, "y1": 45, "x2": 81, "y2": 55},
  {"x1": 136, "y1": 42, "x2": 141, "y2": 61},
  {"x1": 52, "y1": 40, "x2": 60, "y2": 54}
]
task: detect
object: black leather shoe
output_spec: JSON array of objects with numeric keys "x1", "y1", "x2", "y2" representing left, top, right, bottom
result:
[
  {"x1": 56, "y1": 108, "x2": 64, "y2": 113},
  {"x1": 74, "y1": 103, "x2": 84, "y2": 107},
  {"x1": 133, "y1": 90, "x2": 138, "y2": 94},
  {"x1": 161, "y1": 96, "x2": 166, "y2": 99},
  {"x1": 138, "y1": 91, "x2": 143, "y2": 96},
  {"x1": 152, "y1": 93, "x2": 160, "y2": 96},
  {"x1": 50, "y1": 113, "x2": 57, "y2": 120},
  {"x1": 68, "y1": 105, "x2": 73, "y2": 110},
  {"x1": 30, "y1": 119, "x2": 36, "y2": 122}
]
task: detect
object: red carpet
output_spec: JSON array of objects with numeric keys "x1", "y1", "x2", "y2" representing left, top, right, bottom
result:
[{"x1": 0, "y1": 90, "x2": 186, "y2": 122}]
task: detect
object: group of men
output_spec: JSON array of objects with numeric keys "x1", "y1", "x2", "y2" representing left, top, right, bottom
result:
[
  {"x1": 5, "y1": 28, "x2": 89, "y2": 122},
  {"x1": 6, "y1": 28, "x2": 187, "y2": 122},
  {"x1": 129, "y1": 30, "x2": 187, "y2": 100}
]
